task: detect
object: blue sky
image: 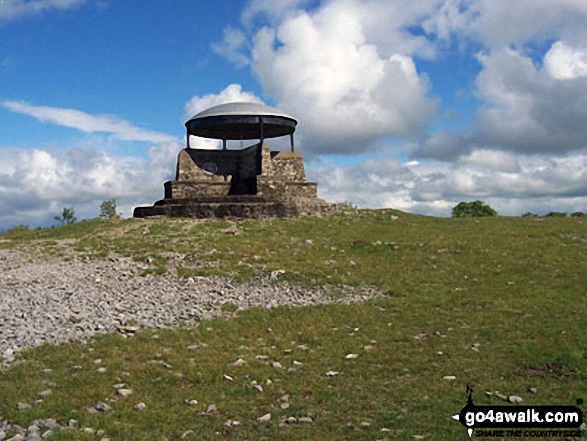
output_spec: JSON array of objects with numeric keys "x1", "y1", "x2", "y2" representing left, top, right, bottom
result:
[{"x1": 1, "y1": 0, "x2": 587, "y2": 229}]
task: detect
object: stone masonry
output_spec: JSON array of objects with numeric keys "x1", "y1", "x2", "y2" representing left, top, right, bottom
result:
[{"x1": 133, "y1": 142, "x2": 339, "y2": 219}]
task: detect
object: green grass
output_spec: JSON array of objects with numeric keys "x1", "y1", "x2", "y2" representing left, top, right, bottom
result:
[{"x1": 0, "y1": 210, "x2": 586, "y2": 440}]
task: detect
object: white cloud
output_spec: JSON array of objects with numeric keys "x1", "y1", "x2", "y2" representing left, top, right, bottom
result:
[
  {"x1": 310, "y1": 151, "x2": 587, "y2": 217},
  {"x1": 473, "y1": 47, "x2": 587, "y2": 155},
  {"x1": 0, "y1": 0, "x2": 87, "y2": 21},
  {"x1": 184, "y1": 83, "x2": 263, "y2": 119},
  {"x1": 459, "y1": 149, "x2": 520, "y2": 173},
  {"x1": 211, "y1": 26, "x2": 251, "y2": 68},
  {"x1": 544, "y1": 41, "x2": 587, "y2": 80},
  {"x1": 421, "y1": 0, "x2": 587, "y2": 49},
  {"x1": 250, "y1": 1, "x2": 438, "y2": 154},
  {"x1": 0, "y1": 141, "x2": 181, "y2": 230},
  {"x1": 415, "y1": 45, "x2": 587, "y2": 159},
  {"x1": 0, "y1": 87, "x2": 273, "y2": 229},
  {"x1": 3, "y1": 101, "x2": 177, "y2": 143}
]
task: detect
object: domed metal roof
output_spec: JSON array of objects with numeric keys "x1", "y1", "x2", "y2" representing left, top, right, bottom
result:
[{"x1": 185, "y1": 102, "x2": 297, "y2": 141}]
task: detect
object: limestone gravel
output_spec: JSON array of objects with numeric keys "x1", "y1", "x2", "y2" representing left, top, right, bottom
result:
[{"x1": 0, "y1": 249, "x2": 381, "y2": 369}]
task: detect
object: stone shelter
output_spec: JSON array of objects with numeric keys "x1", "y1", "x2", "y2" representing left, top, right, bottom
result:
[{"x1": 133, "y1": 102, "x2": 337, "y2": 219}]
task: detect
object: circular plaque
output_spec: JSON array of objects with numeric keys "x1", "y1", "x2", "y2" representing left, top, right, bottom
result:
[{"x1": 202, "y1": 162, "x2": 218, "y2": 175}]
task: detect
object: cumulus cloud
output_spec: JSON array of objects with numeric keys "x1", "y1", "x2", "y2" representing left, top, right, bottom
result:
[
  {"x1": 3, "y1": 101, "x2": 177, "y2": 143},
  {"x1": 422, "y1": 0, "x2": 587, "y2": 49},
  {"x1": 544, "y1": 41, "x2": 587, "y2": 80},
  {"x1": 211, "y1": 26, "x2": 251, "y2": 68},
  {"x1": 0, "y1": 141, "x2": 181, "y2": 230},
  {"x1": 184, "y1": 83, "x2": 263, "y2": 119},
  {"x1": 250, "y1": 1, "x2": 438, "y2": 154},
  {"x1": 0, "y1": 87, "x2": 273, "y2": 230},
  {"x1": 414, "y1": 44, "x2": 587, "y2": 159},
  {"x1": 473, "y1": 47, "x2": 587, "y2": 155},
  {"x1": 0, "y1": 0, "x2": 87, "y2": 21},
  {"x1": 310, "y1": 152, "x2": 587, "y2": 217}
]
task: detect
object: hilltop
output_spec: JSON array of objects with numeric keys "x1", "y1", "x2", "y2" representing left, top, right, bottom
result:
[{"x1": 0, "y1": 210, "x2": 585, "y2": 440}]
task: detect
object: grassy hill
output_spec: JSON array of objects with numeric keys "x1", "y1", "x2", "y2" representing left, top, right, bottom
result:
[{"x1": 0, "y1": 210, "x2": 585, "y2": 440}]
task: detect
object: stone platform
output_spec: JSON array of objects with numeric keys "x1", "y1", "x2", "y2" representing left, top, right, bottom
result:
[{"x1": 134, "y1": 142, "x2": 338, "y2": 219}]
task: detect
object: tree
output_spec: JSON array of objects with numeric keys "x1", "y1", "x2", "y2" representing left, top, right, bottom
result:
[
  {"x1": 54, "y1": 207, "x2": 76, "y2": 225},
  {"x1": 452, "y1": 200, "x2": 497, "y2": 218},
  {"x1": 99, "y1": 199, "x2": 121, "y2": 219}
]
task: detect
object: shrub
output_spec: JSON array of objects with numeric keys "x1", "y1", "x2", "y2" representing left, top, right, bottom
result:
[
  {"x1": 452, "y1": 201, "x2": 497, "y2": 218},
  {"x1": 99, "y1": 199, "x2": 122, "y2": 220},
  {"x1": 546, "y1": 212, "x2": 566, "y2": 217},
  {"x1": 522, "y1": 212, "x2": 538, "y2": 217},
  {"x1": 571, "y1": 212, "x2": 586, "y2": 217},
  {"x1": 54, "y1": 207, "x2": 77, "y2": 225}
]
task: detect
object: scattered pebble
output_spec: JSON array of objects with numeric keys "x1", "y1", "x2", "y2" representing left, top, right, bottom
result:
[
  {"x1": 133, "y1": 403, "x2": 146, "y2": 412},
  {"x1": 257, "y1": 413, "x2": 271, "y2": 422},
  {"x1": 93, "y1": 402, "x2": 111, "y2": 413},
  {"x1": 231, "y1": 358, "x2": 246, "y2": 366},
  {"x1": 0, "y1": 249, "x2": 382, "y2": 371},
  {"x1": 443, "y1": 376, "x2": 457, "y2": 381},
  {"x1": 326, "y1": 371, "x2": 339, "y2": 377},
  {"x1": 509, "y1": 395, "x2": 524, "y2": 404},
  {"x1": 345, "y1": 353, "x2": 359, "y2": 359},
  {"x1": 37, "y1": 390, "x2": 52, "y2": 399},
  {"x1": 116, "y1": 389, "x2": 133, "y2": 399}
]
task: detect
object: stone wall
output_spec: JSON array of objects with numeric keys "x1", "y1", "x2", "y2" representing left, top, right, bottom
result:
[{"x1": 134, "y1": 140, "x2": 338, "y2": 219}]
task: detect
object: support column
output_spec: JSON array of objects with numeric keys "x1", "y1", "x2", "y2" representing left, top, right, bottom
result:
[{"x1": 290, "y1": 133, "x2": 295, "y2": 152}]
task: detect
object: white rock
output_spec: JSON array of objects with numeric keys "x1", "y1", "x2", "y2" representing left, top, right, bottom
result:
[
  {"x1": 345, "y1": 354, "x2": 359, "y2": 359},
  {"x1": 443, "y1": 376, "x2": 457, "y2": 381},
  {"x1": 509, "y1": 395, "x2": 524, "y2": 404},
  {"x1": 116, "y1": 389, "x2": 132, "y2": 399},
  {"x1": 133, "y1": 403, "x2": 146, "y2": 411},
  {"x1": 257, "y1": 413, "x2": 271, "y2": 422},
  {"x1": 326, "y1": 371, "x2": 339, "y2": 377}
]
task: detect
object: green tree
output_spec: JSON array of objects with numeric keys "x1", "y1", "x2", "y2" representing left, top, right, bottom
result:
[
  {"x1": 99, "y1": 199, "x2": 121, "y2": 219},
  {"x1": 54, "y1": 207, "x2": 76, "y2": 225},
  {"x1": 452, "y1": 200, "x2": 497, "y2": 218}
]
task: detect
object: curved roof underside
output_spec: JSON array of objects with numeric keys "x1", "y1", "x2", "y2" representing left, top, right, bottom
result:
[{"x1": 185, "y1": 102, "x2": 297, "y2": 140}]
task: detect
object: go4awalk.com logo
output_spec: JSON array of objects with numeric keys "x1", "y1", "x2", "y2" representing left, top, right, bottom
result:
[{"x1": 452, "y1": 386, "x2": 584, "y2": 438}]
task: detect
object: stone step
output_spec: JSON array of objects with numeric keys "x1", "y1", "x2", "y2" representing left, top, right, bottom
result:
[{"x1": 134, "y1": 201, "x2": 300, "y2": 219}]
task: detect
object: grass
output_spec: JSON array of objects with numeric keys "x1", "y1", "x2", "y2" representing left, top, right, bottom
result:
[{"x1": 0, "y1": 210, "x2": 585, "y2": 440}]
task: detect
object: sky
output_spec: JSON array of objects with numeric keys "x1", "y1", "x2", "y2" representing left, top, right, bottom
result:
[{"x1": 1, "y1": 0, "x2": 587, "y2": 229}]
